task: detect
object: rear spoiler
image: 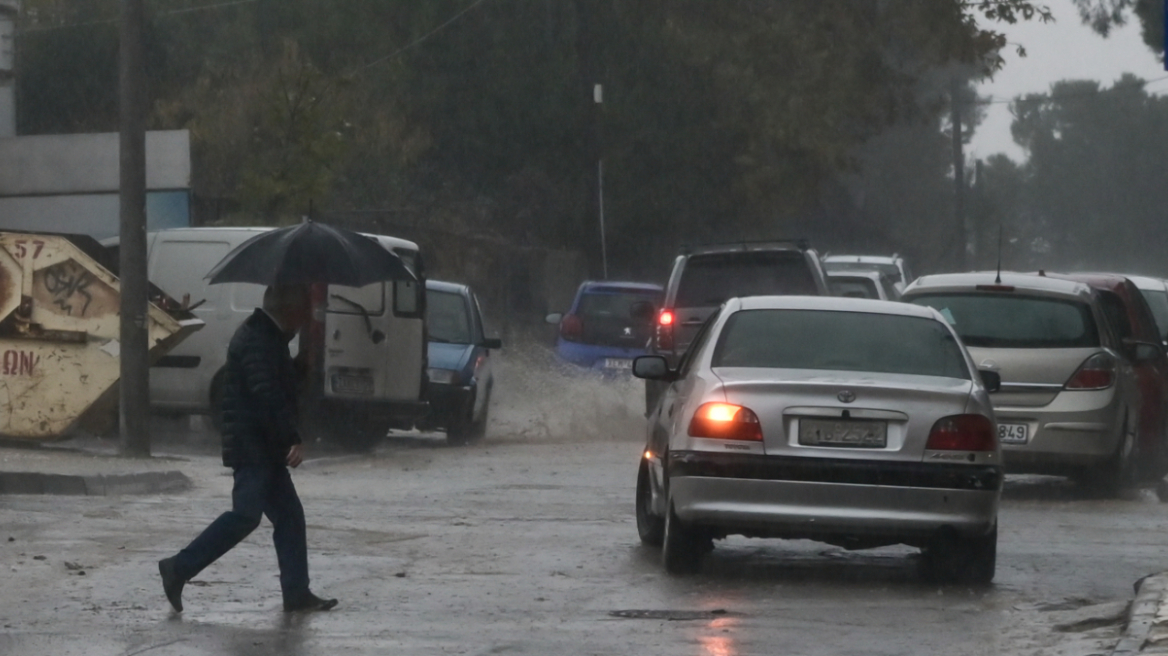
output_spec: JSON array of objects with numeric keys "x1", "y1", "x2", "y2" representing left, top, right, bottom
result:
[{"x1": 680, "y1": 238, "x2": 810, "y2": 255}]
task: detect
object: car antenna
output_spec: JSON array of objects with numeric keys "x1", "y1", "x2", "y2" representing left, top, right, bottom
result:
[{"x1": 994, "y1": 224, "x2": 1003, "y2": 284}]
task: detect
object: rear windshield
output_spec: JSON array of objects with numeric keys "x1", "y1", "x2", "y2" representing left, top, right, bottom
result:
[
  {"x1": 1140, "y1": 288, "x2": 1168, "y2": 338},
  {"x1": 824, "y1": 261, "x2": 902, "y2": 284},
  {"x1": 427, "y1": 290, "x2": 471, "y2": 344},
  {"x1": 712, "y1": 309, "x2": 970, "y2": 379},
  {"x1": 909, "y1": 293, "x2": 1099, "y2": 348},
  {"x1": 577, "y1": 288, "x2": 660, "y2": 322},
  {"x1": 675, "y1": 251, "x2": 818, "y2": 307},
  {"x1": 829, "y1": 277, "x2": 879, "y2": 299}
]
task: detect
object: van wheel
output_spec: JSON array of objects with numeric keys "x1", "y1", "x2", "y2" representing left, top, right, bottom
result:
[
  {"x1": 921, "y1": 525, "x2": 996, "y2": 585},
  {"x1": 662, "y1": 499, "x2": 709, "y2": 574},
  {"x1": 636, "y1": 461, "x2": 664, "y2": 547}
]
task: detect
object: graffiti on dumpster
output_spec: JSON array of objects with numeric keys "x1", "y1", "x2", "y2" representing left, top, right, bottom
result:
[
  {"x1": 2, "y1": 350, "x2": 38, "y2": 376},
  {"x1": 32, "y1": 260, "x2": 117, "y2": 320},
  {"x1": 42, "y1": 262, "x2": 95, "y2": 316}
]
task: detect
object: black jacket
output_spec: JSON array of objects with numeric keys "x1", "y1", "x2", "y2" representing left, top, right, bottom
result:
[{"x1": 220, "y1": 309, "x2": 302, "y2": 467}]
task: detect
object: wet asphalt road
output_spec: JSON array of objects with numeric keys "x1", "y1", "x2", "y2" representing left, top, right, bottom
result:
[{"x1": 3, "y1": 424, "x2": 1168, "y2": 656}]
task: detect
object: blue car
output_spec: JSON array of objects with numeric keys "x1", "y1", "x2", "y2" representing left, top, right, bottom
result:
[
  {"x1": 546, "y1": 281, "x2": 663, "y2": 373},
  {"x1": 421, "y1": 280, "x2": 501, "y2": 444}
]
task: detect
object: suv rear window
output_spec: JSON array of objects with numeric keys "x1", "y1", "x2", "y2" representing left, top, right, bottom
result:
[
  {"x1": 829, "y1": 277, "x2": 878, "y2": 299},
  {"x1": 909, "y1": 294, "x2": 1099, "y2": 348},
  {"x1": 675, "y1": 251, "x2": 817, "y2": 307},
  {"x1": 824, "y1": 261, "x2": 903, "y2": 284},
  {"x1": 712, "y1": 310, "x2": 969, "y2": 379},
  {"x1": 577, "y1": 288, "x2": 659, "y2": 322}
]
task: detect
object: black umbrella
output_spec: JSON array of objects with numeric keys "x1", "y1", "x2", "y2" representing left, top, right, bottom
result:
[{"x1": 205, "y1": 221, "x2": 416, "y2": 287}]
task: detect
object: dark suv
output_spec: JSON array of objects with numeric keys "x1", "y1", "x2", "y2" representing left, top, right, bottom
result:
[{"x1": 644, "y1": 240, "x2": 829, "y2": 413}]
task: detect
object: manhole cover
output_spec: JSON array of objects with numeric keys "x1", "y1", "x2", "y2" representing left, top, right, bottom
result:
[{"x1": 609, "y1": 609, "x2": 728, "y2": 621}]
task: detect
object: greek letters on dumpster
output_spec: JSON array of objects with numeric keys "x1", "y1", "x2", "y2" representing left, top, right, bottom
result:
[
  {"x1": 2, "y1": 350, "x2": 38, "y2": 376},
  {"x1": 42, "y1": 262, "x2": 94, "y2": 317}
]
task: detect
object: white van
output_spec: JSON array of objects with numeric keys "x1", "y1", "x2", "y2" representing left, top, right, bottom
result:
[{"x1": 104, "y1": 227, "x2": 428, "y2": 448}]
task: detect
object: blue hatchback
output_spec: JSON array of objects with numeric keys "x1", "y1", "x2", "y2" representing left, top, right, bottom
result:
[
  {"x1": 420, "y1": 280, "x2": 501, "y2": 444},
  {"x1": 546, "y1": 281, "x2": 663, "y2": 373}
]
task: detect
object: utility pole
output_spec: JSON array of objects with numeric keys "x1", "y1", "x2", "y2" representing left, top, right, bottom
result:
[
  {"x1": 119, "y1": 0, "x2": 150, "y2": 457},
  {"x1": 950, "y1": 78, "x2": 967, "y2": 272},
  {"x1": 595, "y1": 83, "x2": 607, "y2": 280}
]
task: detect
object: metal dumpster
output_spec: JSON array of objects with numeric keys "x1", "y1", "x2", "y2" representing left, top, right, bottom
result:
[{"x1": 0, "y1": 231, "x2": 202, "y2": 441}]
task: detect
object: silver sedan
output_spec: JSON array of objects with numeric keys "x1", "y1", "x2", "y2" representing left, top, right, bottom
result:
[{"x1": 633, "y1": 296, "x2": 1002, "y2": 582}]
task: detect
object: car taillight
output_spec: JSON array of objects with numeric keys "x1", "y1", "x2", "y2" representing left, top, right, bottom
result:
[
  {"x1": 560, "y1": 314, "x2": 583, "y2": 342},
  {"x1": 925, "y1": 414, "x2": 996, "y2": 452},
  {"x1": 1065, "y1": 352, "x2": 1116, "y2": 390},
  {"x1": 688, "y1": 403, "x2": 763, "y2": 441},
  {"x1": 656, "y1": 310, "x2": 674, "y2": 351}
]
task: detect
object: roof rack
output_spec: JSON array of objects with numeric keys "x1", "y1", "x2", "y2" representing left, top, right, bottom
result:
[{"x1": 679, "y1": 238, "x2": 810, "y2": 255}]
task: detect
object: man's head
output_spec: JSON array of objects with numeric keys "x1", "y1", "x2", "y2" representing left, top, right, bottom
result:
[{"x1": 263, "y1": 284, "x2": 312, "y2": 333}]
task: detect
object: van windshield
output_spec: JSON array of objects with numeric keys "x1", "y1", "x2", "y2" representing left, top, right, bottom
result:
[
  {"x1": 675, "y1": 251, "x2": 817, "y2": 307},
  {"x1": 909, "y1": 293, "x2": 1099, "y2": 348},
  {"x1": 713, "y1": 309, "x2": 969, "y2": 379}
]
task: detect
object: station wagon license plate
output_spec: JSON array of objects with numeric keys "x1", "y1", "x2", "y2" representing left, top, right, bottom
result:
[
  {"x1": 799, "y1": 418, "x2": 887, "y2": 448},
  {"x1": 998, "y1": 423, "x2": 1029, "y2": 445},
  {"x1": 604, "y1": 358, "x2": 632, "y2": 370},
  {"x1": 331, "y1": 374, "x2": 374, "y2": 396}
]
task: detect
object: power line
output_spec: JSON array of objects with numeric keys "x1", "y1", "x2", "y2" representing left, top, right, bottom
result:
[
  {"x1": 355, "y1": 0, "x2": 492, "y2": 72},
  {"x1": 17, "y1": 0, "x2": 261, "y2": 34}
]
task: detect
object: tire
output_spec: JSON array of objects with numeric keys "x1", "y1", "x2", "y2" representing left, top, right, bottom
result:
[
  {"x1": 448, "y1": 389, "x2": 489, "y2": 445},
  {"x1": 636, "y1": 461, "x2": 664, "y2": 547},
  {"x1": 662, "y1": 500, "x2": 709, "y2": 575},
  {"x1": 1092, "y1": 416, "x2": 1137, "y2": 497},
  {"x1": 921, "y1": 525, "x2": 997, "y2": 585}
]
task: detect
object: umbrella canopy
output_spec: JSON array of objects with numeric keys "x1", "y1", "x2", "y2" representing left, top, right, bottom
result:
[{"x1": 205, "y1": 221, "x2": 416, "y2": 287}]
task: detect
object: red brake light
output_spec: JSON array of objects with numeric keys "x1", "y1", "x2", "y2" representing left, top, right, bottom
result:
[
  {"x1": 655, "y1": 309, "x2": 675, "y2": 351},
  {"x1": 926, "y1": 414, "x2": 996, "y2": 451},
  {"x1": 688, "y1": 403, "x2": 763, "y2": 441},
  {"x1": 560, "y1": 314, "x2": 583, "y2": 342},
  {"x1": 1065, "y1": 353, "x2": 1116, "y2": 390}
]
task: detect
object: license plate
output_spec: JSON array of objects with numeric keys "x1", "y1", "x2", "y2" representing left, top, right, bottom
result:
[
  {"x1": 799, "y1": 418, "x2": 888, "y2": 448},
  {"x1": 998, "y1": 423, "x2": 1029, "y2": 445},
  {"x1": 604, "y1": 358, "x2": 632, "y2": 370},
  {"x1": 332, "y1": 374, "x2": 374, "y2": 395}
]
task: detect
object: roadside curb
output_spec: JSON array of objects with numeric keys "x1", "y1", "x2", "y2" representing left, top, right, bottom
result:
[
  {"x1": 1113, "y1": 573, "x2": 1168, "y2": 655},
  {"x1": 0, "y1": 470, "x2": 191, "y2": 496}
]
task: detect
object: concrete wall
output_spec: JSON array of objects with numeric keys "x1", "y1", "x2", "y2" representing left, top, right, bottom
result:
[{"x1": 0, "y1": 131, "x2": 192, "y2": 238}]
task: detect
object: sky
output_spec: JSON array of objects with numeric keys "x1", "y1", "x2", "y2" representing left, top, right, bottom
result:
[{"x1": 969, "y1": 2, "x2": 1167, "y2": 162}]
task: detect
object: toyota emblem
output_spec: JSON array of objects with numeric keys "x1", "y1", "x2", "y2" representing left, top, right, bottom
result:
[{"x1": 837, "y1": 390, "x2": 856, "y2": 404}]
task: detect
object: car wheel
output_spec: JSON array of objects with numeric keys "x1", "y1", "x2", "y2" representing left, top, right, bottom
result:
[
  {"x1": 636, "y1": 461, "x2": 664, "y2": 547},
  {"x1": 921, "y1": 525, "x2": 997, "y2": 585},
  {"x1": 662, "y1": 499, "x2": 709, "y2": 575},
  {"x1": 1093, "y1": 415, "x2": 1137, "y2": 496}
]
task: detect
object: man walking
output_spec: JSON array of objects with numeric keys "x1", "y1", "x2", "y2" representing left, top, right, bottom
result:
[{"x1": 159, "y1": 284, "x2": 337, "y2": 613}]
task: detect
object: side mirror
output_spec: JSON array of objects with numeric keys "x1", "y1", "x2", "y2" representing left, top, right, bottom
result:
[
  {"x1": 978, "y1": 369, "x2": 1001, "y2": 393},
  {"x1": 545, "y1": 312, "x2": 563, "y2": 325},
  {"x1": 1123, "y1": 338, "x2": 1164, "y2": 364},
  {"x1": 632, "y1": 355, "x2": 676, "y2": 381},
  {"x1": 629, "y1": 301, "x2": 656, "y2": 322},
  {"x1": 482, "y1": 337, "x2": 503, "y2": 350}
]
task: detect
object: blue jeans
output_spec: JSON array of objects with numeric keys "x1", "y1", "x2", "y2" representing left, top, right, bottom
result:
[{"x1": 172, "y1": 464, "x2": 309, "y2": 601}]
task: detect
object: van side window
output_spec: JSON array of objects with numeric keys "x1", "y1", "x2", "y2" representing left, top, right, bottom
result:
[
  {"x1": 394, "y1": 280, "x2": 422, "y2": 317},
  {"x1": 1098, "y1": 291, "x2": 1132, "y2": 340}
]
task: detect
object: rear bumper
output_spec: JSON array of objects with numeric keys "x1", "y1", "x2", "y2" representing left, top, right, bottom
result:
[
  {"x1": 668, "y1": 451, "x2": 1000, "y2": 542},
  {"x1": 994, "y1": 389, "x2": 1122, "y2": 473},
  {"x1": 554, "y1": 340, "x2": 648, "y2": 369}
]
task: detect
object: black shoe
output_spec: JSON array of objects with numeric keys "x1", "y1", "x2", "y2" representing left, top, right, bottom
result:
[
  {"x1": 284, "y1": 591, "x2": 338, "y2": 612},
  {"x1": 158, "y1": 557, "x2": 185, "y2": 613}
]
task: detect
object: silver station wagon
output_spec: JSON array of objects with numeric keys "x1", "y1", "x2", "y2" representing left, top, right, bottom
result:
[{"x1": 633, "y1": 296, "x2": 1002, "y2": 583}]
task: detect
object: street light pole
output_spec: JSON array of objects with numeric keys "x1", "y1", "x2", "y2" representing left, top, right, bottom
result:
[
  {"x1": 119, "y1": 0, "x2": 150, "y2": 457},
  {"x1": 594, "y1": 83, "x2": 607, "y2": 280}
]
